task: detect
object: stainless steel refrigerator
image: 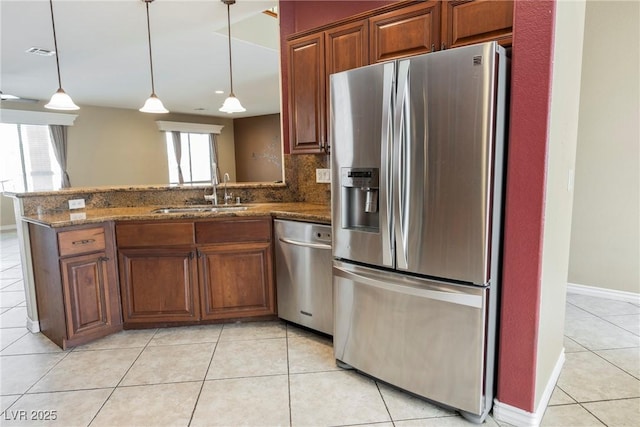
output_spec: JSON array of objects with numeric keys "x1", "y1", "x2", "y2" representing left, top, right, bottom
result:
[{"x1": 330, "y1": 41, "x2": 508, "y2": 423}]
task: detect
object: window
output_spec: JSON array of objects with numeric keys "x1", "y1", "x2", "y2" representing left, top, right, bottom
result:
[
  {"x1": 0, "y1": 123, "x2": 62, "y2": 192},
  {"x1": 165, "y1": 132, "x2": 213, "y2": 185}
]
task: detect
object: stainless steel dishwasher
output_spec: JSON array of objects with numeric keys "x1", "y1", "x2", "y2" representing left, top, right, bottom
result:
[{"x1": 274, "y1": 219, "x2": 333, "y2": 335}]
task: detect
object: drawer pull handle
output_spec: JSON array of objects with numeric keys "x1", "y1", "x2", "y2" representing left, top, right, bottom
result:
[
  {"x1": 72, "y1": 239, "x2": 95, "y2": 245},
  {"x1": 98, "y1": 256, "x2": 110, "y2": 262}
]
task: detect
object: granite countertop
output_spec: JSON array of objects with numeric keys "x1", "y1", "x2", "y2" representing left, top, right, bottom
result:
[{"x1": 22, "y1": 202, "x2": 331, "y2": 228}]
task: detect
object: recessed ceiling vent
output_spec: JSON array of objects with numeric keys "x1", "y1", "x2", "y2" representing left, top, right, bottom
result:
[{"x1": 26, "y1": 47, "x2": 55, "y2": 56}]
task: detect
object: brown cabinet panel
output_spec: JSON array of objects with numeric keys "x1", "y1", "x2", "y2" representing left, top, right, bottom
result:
[
  {"x1": 442, "y1": 0, "x2": 513, "y2": 49},
  {"x1": 326, "y1": 20, "x2": 369, "y2": 77},
  {"x1": 369, "y1": 1, "x2": 441, "y2": 63},
  {"x1": 118, "y1": 247, "x2": 199, "y2": 324},
  {"x1": 58, "y1": 227, "x2": 105, "y2": 257},
  {"x1": 116, "y1": 222, "x2": 194, "y2": 247},
  {"x1": 324, "y1": 20, "x2": 369, "y2": 153},
  {"x1": 29, "y1": 222, "x2": 122, "y2": 349},
  {"x1": 199, "y1": 242, "x2": 275, "y2": 320},
  {"x1": 61, "y1": 253, "x2": 110, "y2": 339},
  {"x1": 195, "y1": 218, "x2": 271, "y2": 245},
  {"x1": 288, "y1": 32, "x2": 326, "y2": 153}
]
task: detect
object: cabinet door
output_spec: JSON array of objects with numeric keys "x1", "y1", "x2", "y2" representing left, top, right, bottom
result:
[
  {"x1": 118, "y1": 248, "x2": 200, "y2": 324},
  {"x1": 61, "y1": 252, "x2": 118, "y2": 342},
  {"x1": 198, "y1": 242, "x2": 275, "y2": 320},
  {"x1": 442, "y1": 0, "x2": 514, "y2": 49},
  {"x1": 325, "y1": 20, "x2": 369, "y2": 153},
  {"x1": 288, "y1": 32, "x2": 326, "y2": 154},
  {"x1": 369, "y1": 1, "x2": 441, "y2": 63}
]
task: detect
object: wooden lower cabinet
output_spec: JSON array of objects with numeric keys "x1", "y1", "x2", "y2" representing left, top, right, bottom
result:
[
  {"x1": 115, "y1": 217, "x2": 275, "y2": 327},
  {"x1": 118, "y1": 247, "x2": 200, "y2": 324},
  {"x1": 199, "y1": 242, "x2": 275, "y2": 320},
  {"x1": 29, "y1": 222, "x2": 122, "y2": 349}
]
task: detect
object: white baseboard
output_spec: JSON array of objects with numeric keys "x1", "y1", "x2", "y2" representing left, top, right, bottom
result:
[
  {"x1": 493, "y1": 349, "x2": 565, "y2": 427},
  {"x1": 26, "y1": 317, "x2": 40, "y2": 333},
  {"x1": 0, "y1": 224, "x2": 17, "y2": 232},
  {"x1": 567, "y1": 282, "x2": 640, "y2": 305}
]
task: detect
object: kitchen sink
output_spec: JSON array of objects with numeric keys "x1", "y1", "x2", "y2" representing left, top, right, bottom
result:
[{"x1": 151, "y1": 206, "x2": 249, "y2": 214}]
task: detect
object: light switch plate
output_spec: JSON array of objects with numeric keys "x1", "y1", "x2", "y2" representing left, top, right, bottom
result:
[
  {"x1": 316, "y1": 168, "x2": 331, "y2": 183},
  {"x1": 68, "y1": 198, "x2": 86, "y2": 210}
]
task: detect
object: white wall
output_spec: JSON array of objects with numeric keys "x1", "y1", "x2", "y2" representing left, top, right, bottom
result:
[
  {"x1": 568, "y1": 1, "x2": 640, "y2": 294},
  {"x1": 0, "y1": 196, "x2": 16, "y2": 229},
  {"x1": 535, "y1": 0, "x2": 586, "y2": 408}
]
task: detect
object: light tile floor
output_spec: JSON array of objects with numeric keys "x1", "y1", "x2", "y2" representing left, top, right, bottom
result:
[{"x1": 1, "y1": 230, "x2": 639, "y2": 426}]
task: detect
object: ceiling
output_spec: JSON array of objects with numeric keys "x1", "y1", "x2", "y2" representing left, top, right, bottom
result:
[{"x1": 0, "y1": 0, "x2": 280, "y2": 118}]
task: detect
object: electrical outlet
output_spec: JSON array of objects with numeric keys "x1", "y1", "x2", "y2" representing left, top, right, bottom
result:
[
  {"x1": 316, "y1": 169, "x2": 331, "y2": 183},
  {"x1": 68, "y1": 198, "x2": 86, "y2": 210}
]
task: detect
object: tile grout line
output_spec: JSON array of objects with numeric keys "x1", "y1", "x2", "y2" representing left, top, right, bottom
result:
[
  {"x1": 85, "y1": 328, "x2": 158, "y2": 427},
  {"x1": 186, "y1": 323, "x2": 223, "y2": 427},
  {"x1": 285, "y1": 323, "x2": 293, "y2": 427}
]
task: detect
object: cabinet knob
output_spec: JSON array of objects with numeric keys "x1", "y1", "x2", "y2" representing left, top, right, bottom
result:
[{"x1": 189, "y1": 251, "x2": 196, "y2": 260}]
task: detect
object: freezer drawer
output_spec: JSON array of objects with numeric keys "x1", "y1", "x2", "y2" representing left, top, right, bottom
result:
[
  {"x1": 275, "y1": 220, "x2": 333, "y2": 335},
  {"x1": 333, "y1": 260, "x2": 489, "y2": 416}
]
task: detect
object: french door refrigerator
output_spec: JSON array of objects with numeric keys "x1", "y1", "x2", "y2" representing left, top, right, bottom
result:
[{"x1": 330, "y1": 41, "x2": 508, "y2": 423}]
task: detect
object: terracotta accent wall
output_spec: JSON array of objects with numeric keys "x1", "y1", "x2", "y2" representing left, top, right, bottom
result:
[
  {"x1": 497, "y1": 0, "x2": 556, "y2": 412},
  {"x1": 279, "y1": 0, "x2": 397, "y2": 153}
]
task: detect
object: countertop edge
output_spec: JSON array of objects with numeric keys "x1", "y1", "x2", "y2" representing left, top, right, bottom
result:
[{"x1": 21, "y1": 203, "x2": 331, "y2": 228}]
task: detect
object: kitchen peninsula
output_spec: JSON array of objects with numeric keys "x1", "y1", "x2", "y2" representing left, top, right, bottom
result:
[{"x1": 7, "y1": 184, "x2": 330, "y2": 349}]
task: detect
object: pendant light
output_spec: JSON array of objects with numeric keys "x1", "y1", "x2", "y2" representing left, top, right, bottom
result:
[
  {"x1": 219, "y1": 0, "x2": 245, "y2": 114},
  {"x1": 140, "y1": 0, "x2": 168, "y2": 113},
  {"x1": 44, "y1": 0, "x2": 79, "y2": 110}
]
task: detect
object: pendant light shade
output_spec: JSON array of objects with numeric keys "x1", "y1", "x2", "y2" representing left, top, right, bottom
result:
[
  {"x1": 219, "y1": 0, "x2": 245, "y2": 114},
  {"x1": 46, "y1": 88, "x2": 79, "y2": 110},
  {"x1": 140, "y1": 94, "x2": 168, "y2": 114},
  {"x1": 140, "y1": 0, "x2": 168, "y2": 114},
  {"x1": 220, "y1": 94, "x2": 245, "y2": 114},
  {"x1": 45, "y1": 0, "x2": 79, "y2": 111}
]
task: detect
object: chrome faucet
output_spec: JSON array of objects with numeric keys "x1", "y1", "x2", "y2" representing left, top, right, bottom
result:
[
  {"x1": 223, "y1": 173, "x2": 233, "y2": 205},
  {"x1": 204, "y1": 165, "x2": 219, "y2": 205}
]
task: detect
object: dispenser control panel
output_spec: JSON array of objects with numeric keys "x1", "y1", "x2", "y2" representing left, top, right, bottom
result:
[{"x1": 341, "y1": 168, "x2": 379, "y2": 188}]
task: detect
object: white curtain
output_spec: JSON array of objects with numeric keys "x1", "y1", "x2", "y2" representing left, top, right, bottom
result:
[
  {"x1": 209, "y1": 133, "x2": 220, "y2": 184},
  {"x1": 171, "y1": 131, "x2": 184, "y2": 184},
  {"x1": 49, "y1": 125, "x2": 71, "y2": 188}
]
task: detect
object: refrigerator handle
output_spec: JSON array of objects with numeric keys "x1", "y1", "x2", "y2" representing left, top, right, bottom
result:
[
  {"x1": 381, "y1": 62, "x2": 395, "y2": 267},
  {"x1": 394, "y1": 60, "x2": 410, "y2": 269}
]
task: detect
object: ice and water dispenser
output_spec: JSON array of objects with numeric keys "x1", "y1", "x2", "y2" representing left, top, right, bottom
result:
[{"x1": 340, "y1": 168, "x2": 380, "y2": 232}]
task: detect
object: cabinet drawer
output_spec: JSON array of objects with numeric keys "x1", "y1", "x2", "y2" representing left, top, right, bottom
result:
[
  {"x1": 116, "y1": 222, "x2": 195, "y2": 247},
  {"x1": 58, "y1": 227, "x2": 106, "y2": 257},
  {"x1": 196, "y1": 218, "x2": 271, "y2": 244}
]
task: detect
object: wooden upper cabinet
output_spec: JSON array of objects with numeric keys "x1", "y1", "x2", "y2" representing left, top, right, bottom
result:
[
  {"x1": 442, "y1": 0, "x2": 514, "y2": 49},
  {"x1": 369, "y1": 1, "x2": 441, "y2": 63},
  {"x1": 288, "y1": 33, "x2": 326, "y2": 154},
  {"x1": 325, "y1": 19, "x2": 369, "y2": 153},
  {"x1": 326, "y1": 20, "x2": 369, "y2": 77}
]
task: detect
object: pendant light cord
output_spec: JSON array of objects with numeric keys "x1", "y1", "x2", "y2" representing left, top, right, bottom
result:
[
  {"x1": 145, "y1": 0, "x2": 156, "y2": 96},
  {"x1": 48, "y1": 0, "x2": 62, "y2": 89},
  {"x1": 226, "y1": 1, "x2": 234, "y2": 96}
]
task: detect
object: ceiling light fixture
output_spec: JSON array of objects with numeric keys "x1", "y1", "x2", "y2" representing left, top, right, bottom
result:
[
  {"x1": 139, "y1": 0, "x2": 168, "y2": 114},
  {"x1": 219, "y1": 0, "x2": 245, "y2": 114},
  {"x1": 44, "y1": 0, "x2": 79, "y2": 110}
]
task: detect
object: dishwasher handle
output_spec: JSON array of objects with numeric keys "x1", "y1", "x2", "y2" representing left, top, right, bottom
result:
[{"x1": 278, "y1": 237, "x2": 331, "y2": 250}]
